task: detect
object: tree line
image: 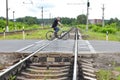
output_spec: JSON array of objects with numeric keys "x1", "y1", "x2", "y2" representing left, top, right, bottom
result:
[{"x1": 0, "y1": 14, "x2": 120, "y2": 31}]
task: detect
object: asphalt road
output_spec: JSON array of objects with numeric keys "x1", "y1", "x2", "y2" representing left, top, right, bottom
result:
[
  {"x1": 0, "y1": 40, "x2": 39, "y2": 52},
  {"x1": 0, "y1": 40, "x2": 120, "y2": 54}
]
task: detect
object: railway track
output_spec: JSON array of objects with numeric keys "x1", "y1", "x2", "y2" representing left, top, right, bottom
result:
[
  {"x1": 16, "y1": 53, "x2": 73, "y2": 80},
  {"x1": 78, "y1": 55, "x2": 97, "y2": 80},
  {"x1": 0, "y1": 28, "x2": 97, "y2": 80}
]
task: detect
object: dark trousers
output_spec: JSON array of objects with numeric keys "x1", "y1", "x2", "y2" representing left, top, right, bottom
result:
[{"x1": 53, "y1": 27, "x2": 60, "y2": 33}]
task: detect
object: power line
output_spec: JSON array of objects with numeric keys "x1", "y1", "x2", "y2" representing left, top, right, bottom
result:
[{"x1": 23, "y1": 0, "x2": 33, "y2": 4}]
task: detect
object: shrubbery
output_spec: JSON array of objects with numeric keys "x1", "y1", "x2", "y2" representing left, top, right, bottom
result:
[
  {"x1": 90, "y1": 23, "x2": 118, "y2": 34},
  {"x1": 77, "y1": 23, "x2": 119, "y2": 34},
  {"x1": 90, "y1": 24, "x2": 100, "y2": 32},
  {"x1": 0, "y1": 20, "x2": 6, "y2": 31},
  {"x1": 77, "y1": 24, "x2": 86, "y2": 29},
  {"x1": 0, "y1": 19, "x2": 41, "y2": 32},
  {"x1": 99, "y1": 27, "x2": 117, "y2": 34}
]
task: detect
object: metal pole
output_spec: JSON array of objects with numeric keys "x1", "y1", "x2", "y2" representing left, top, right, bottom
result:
[
  {"x1": 102, "y1": 4, "x2": 105, "y2": 27},
  {"x1": 6, "y1": 0, "x2": 9, "y2": 32},
  {"x1": 86, "y1": 0, "x2": 89, "y2": 31},
  {"x1": 41, "y1": 7, "x2": 44, "y2": 27}
]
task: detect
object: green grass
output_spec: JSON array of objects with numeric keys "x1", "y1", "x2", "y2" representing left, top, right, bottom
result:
[
  {"x1": 81, "y1": 30, "x2": 120, "y2": 41},
  {"x1": 115, "y1": 67, "x2": 120, "y2": 72},
  {"x1": 96, "y1": 70, "x2": 111, "y2": 80},
  {"x1": 96, "y1": 68, "x2": 120, "y2": 80},
  {"x1": 0, "y1": 26, "x2": 120, "y2": 41},
  {"x1": 0, "y1": 27, "x2": 70, "y2": 40},
  {"x1": 0, "y1": 29, "x2": 51, "y2": 40}
]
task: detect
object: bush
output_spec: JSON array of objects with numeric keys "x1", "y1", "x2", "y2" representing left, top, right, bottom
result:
[
  {"x1": 0, "y1": 20, "x2": 6, "y2": 29},
  {"x1": 89, "y1": 24, "x2": 117, "y2": 34},
  {"x1": 77, "y1": 25, "x2": 86, "y2": 29},
  {"x1": 99, "y1": 27, "x2": 117, "y2": 34},
  {"x1": 91, "y1": 25, "x2": 100, "y2": 32}
]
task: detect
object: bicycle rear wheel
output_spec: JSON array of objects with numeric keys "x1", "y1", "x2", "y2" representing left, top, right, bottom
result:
[{"x1": 46, "y1": 31, "x2": 55, "y2": 40}]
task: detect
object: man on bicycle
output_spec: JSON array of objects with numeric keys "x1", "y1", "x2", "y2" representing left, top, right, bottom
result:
[{"x1": 51, "y1": 17, "x2": 62, "y2": 37}]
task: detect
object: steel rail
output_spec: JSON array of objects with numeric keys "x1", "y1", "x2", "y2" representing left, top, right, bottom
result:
[
  {"x1": 0, "y1": 38, "x2": 57, "y2": 80},
  {"x1": 73, "y1": 28, "x2": 78, "y2": 80}
]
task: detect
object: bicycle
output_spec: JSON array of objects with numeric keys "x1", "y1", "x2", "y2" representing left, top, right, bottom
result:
[{"x1": 46, "y1": 28, "x2": 70, "y2": 40}]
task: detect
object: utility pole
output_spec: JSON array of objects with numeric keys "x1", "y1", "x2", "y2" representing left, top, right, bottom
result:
[
  {"x1": 41, "y1": 6, "x2": 44, "y2": 27},
  {"x1": 102, "y1": 4, "x2": 105, "y2": 27},
  {"x1": 6, "y1": 0, "x2": 9, "y2": 32},
  {"x1": 86, "y1": 0, "x2": 90, "y2": 31},
  {"x1": 49, "y1": 13, "x2": 51, "y2": 24},
  {"x1": 49, "y1": 13, "x2": 51, "y2": 19}
]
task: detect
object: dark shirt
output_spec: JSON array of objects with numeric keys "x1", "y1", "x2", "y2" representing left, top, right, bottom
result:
[{"x1": 52, "y1": 19, "x2": 59, "y2": 28}]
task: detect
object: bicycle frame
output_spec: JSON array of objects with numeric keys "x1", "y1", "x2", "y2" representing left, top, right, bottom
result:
[{"x1": 46, "y1": 28, "x2": 70, "y2": 40}]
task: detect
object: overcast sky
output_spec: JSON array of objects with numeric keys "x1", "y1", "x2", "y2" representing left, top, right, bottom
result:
[{"x1": 0, "y1": 0, "x2": 120, "y2": 19}]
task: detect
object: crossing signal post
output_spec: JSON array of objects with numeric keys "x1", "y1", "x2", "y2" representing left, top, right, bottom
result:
[
  {"x1": 86, "y1": 0, "x2": 90, "y2": 31},
  {"x1": 87, "y1": 1, "x2": 90, "y2": 7}
]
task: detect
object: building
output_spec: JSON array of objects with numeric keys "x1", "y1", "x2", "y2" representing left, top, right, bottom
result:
[{"x1": 89, "y1": 19, "x2": 102, "y2": 24}]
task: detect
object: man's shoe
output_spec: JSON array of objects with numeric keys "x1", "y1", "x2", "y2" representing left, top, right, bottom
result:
[
  {"x1": 54, "y1": 33, "x2": 58, "y2": 38},
  {"x1": 55, "y1": 34, "x2": 58, "y2": 38}
]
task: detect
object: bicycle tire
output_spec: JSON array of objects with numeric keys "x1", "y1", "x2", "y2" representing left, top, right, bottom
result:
[
  {"x1": 60, "y1": 31, "x2": 70, "y2": 40},
  {"x1": 46, "y1": 31, "x2": 55, "y2": 40}
]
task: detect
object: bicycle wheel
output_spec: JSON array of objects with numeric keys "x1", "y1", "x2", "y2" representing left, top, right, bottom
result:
[
  {"x1": 46, "y1": 31, "x2": 55, "y2": 40},
  {"x1": 60, "y1": 31, "x2": 70, "y2": 40}
]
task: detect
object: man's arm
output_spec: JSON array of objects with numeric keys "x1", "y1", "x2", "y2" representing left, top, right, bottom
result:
[{"x1": 58, "y1": 21, "x2": 63, "y2": 27}]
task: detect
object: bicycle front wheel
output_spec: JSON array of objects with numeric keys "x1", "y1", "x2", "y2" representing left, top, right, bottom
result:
[{"x1": 46, "y1": 31, "x2": 55, "y2": 40}]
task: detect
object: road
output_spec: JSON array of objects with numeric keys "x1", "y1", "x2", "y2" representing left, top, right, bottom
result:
[{"x1": 0, "y1": 39, "x2": 120, "y2": 54}]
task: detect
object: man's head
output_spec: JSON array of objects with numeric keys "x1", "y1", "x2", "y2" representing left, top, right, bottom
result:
[{"x1": 56, "y1": 17, "x2": 60, "y2": 21}]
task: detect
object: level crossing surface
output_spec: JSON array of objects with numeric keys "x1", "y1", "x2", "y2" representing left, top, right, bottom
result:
[{"x1": 0, "y1": 40, "x2": 120, "y2": 54}]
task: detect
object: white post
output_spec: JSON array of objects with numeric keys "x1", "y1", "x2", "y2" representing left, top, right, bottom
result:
[
  {"x1": 22, "y1": 26, "x2": 25, "y2": 40},
  {"x1": 3, "y1": 29, "x2": 5, "y2": 39},
  {"x1": 106, "y1": 31, "x2": 108, "y2": 41}
]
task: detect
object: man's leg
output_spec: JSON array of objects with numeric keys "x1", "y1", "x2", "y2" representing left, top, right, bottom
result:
[{"x1": 54, "y1": 27, "x2": 59, "y2": 37}]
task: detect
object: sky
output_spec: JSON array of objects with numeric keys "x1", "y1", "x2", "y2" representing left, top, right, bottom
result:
[{"x1": 0, "y1": 0, "x2": 120, "y2": 19}]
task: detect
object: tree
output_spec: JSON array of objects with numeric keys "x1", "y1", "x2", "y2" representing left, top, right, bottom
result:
[
  {"x1": 107, "y1": 18, "x2": 119, "y2": 24},
  {"x1": 107, "y1": 18, "x2": 120, "y2": 29},
  {"x1": 77, "y1": 14, "x2": 87, "y2": 24},
  {"x1": 0, "y1": 19, "x2": 6, "y2": 29},
  {"x1": 16, "y1": 16, "x2": 38, "y2": 25},
  {"x1": 61, "y1": 17, "x2": 76, "y2": 25}
]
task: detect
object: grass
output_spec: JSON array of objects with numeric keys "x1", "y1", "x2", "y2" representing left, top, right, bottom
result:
[
  {"x1": 25, "y1": 29, "x2": 49, "y2": 39},
  {"x1": 96, "y1": 69, "x2": 120, "y2": 80},
  {"x1": 115, "y1": 67, "x2": 120, "y2": 72},
  {"x1": 0, "y1": 29, "x2": 50, "y2": 40},
  {"x1": 96, "y1": 70, "x2": 111, "y2": 80},
  {"x1": 81, "y1": 30, "x2": 120, "y2": 41},
  {"x1": 0, "y1": 27, "x2": 71, "y2": 40}
]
